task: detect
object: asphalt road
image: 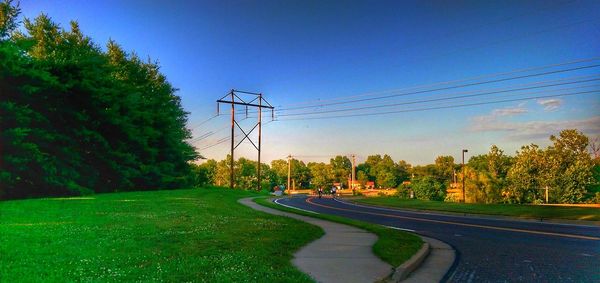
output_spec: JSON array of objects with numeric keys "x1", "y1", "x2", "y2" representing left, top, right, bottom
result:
[{"x1": 276, "y1": 195, "x2": 600, "y2": 282}]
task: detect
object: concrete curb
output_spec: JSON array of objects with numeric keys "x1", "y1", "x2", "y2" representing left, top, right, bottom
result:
[
  {"x1": 388, "y1": 242, "x2": 431, "y2": 282},
  {"x1": 401, "y1": 236, "x2": 456, "y2": 283}
]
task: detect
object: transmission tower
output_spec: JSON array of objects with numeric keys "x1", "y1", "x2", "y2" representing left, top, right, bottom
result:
[{"x1": 217, "y1": 90, "x2": 274, "y2": 190}]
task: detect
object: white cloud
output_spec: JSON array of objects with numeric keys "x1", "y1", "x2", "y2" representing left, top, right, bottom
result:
[
  {"x1": 469, "y1": 115, "x2": 600, "y2": 139},
  {"x1": 537, "y1": 99, "x2": 562, "y2": 111},
  {"x1": 492, "y1": 107, "x2": 528, "y2": 116}
]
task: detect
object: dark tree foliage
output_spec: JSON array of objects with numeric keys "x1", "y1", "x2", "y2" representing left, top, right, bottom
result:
[{"x1": 0, "y1": 4, "x2": 197, "y2": 199}]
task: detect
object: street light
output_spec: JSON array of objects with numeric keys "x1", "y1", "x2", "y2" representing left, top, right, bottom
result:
[{"x1": 462, "y1": 149, "x2": 468, "y2": 203}]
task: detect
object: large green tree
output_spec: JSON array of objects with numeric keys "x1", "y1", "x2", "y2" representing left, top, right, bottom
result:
[
  {"x1": 0, "y1": 4, "x2": 197, "y2": 198},
  {"x1": 329, "y1": 155, "x2": 351, "y2": 187}
]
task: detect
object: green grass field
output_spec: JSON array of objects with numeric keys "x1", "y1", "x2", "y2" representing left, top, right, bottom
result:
[
  {"x1": 0, "y1": 188, "x2": 323, "y2": 282},
  {"x1": 254, "y1": 197, "x2": 422, "y2": 267},
  {"x1": 351, "y1": 197, "x2": 600, "y2": 221}
]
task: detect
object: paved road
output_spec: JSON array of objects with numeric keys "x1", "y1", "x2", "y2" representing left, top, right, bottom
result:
[{"x1": 276, "y1": 196, "x2": 600, "y2": 282}]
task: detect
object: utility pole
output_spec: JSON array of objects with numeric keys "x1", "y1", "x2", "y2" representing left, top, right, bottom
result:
[
  {"x1": 545, "y1": 186, "x2": 549, "y2": 203},
  {"x1": 287, "y1": 155, "x2": 292, "y2": 193},
  {"x1": 217, "y1": 90, "x2": 274, "y2": 190},
  {"x1": 230, "y1": 91, "x2": 234, "y2": 188},
  {"x1": 461, "y1": 149, "x2": 468, "y2": 203},
  {"x1": 257, "y1": 93, "x2": 262, "y2": 190},
  {"x1": 351, "y1": 154, "x2": 356, "y2": 193}
]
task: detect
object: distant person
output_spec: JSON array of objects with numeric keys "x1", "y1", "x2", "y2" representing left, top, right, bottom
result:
[
  {"x1": 331, "y1": 186, "x2": 337, "y2": 198},
  {"x1": 318, "y1": 187, "x2": 323, "y2": 198}
]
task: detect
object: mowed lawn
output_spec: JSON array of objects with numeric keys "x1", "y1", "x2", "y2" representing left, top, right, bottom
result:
[
  {"x1": 352, "y1": 197, "x2": 600, "y2": 221},
  {"x1": 0, "y1": 188, "x2": 323, "y2": 282}
]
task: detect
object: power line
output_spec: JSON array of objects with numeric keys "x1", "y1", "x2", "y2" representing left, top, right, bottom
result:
[
  {"x1": 188, "y1": 114, "x2": 222, "y2": 130},
  {"x1": 277, "y1": 63, "x2": 600, "y2": 111},
  {"x1": 277, "y1": 90, "x2": 599, "y2": 121},
  {"x1": 235, "y1": 56, "x2": 600, "y2": 115},
  {"x1": 277, "y1": 77, "x2": 600, "y2": 117}
]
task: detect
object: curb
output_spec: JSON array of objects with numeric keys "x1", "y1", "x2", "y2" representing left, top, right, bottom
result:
[{"x1": 388, "y1": 241, "x2": 431, "y2": 282}]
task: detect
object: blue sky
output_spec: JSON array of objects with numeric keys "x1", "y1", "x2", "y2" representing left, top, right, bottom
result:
[{"x1": 20, "y1": 0, "x2": 600, "y2": 165}]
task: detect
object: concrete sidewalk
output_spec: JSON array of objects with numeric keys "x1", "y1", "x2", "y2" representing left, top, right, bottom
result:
[{"x1": 239, "y1": 197, "x2": 392, "y2": 283}]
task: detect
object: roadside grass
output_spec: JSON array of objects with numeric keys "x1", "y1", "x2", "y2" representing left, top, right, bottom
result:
[
  {"x1": 351, "y1": 197, "x2": 600, "y2": 221},
  {"x1": 254, "y1": 197, "x2": 422, "y2": 267},
  {"x1": 0, "y1": 188, "x2": 323, "y2": 282}
]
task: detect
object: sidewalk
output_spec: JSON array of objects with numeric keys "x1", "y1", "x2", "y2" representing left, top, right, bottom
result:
[{"x1": 239, "y1": 197, "x2": 392, "y2": 283}]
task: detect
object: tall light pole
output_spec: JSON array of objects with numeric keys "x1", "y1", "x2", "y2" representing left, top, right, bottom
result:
[{"x1": 462, "y1": 149, "x2": 468, "y2": 203}]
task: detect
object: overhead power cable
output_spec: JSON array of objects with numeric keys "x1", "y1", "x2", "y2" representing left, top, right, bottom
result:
[
  {"x1": 277, "y1": 90, "x2": 599, "y2": 121},
  {"x1": 277, "y1": 63, "x2": 600, "y2": 111},
  {"x1": 277, "y1": 76, "x2": 600, "y2": 117},
  {"x1": 234, "y1": 57, "x2": 600, "y2": 115},
  {"x1": 188, "y1": 114, "x2": 222, "y2": 130}
]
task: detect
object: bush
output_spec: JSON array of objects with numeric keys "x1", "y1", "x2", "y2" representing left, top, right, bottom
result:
[{"x1": 412, "y1": 176, "x2": 445, "y2": 201}]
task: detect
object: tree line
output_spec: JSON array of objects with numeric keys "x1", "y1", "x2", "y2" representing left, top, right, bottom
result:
[
  {"x1": 193, "y1": 129, "x2": 600, "y2": 204},
  {"x1": 0, "y1": 2, "x2": 197, "y2": 199}
]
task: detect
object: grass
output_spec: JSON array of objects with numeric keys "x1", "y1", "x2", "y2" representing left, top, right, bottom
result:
[
  {"x1": 351, "y1": 197, "x2": 600, "y2": 221},
  {"x1": 0, "y1": 188, "x2": 324, "y2": 282},
  {"x1": 254, "y1": 197, "x2": 423, "y2": 267}
]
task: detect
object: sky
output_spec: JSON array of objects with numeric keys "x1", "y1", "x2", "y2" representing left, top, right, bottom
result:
[{"x1": 19, "y1": 0, "x2": 600, "y2": 165}]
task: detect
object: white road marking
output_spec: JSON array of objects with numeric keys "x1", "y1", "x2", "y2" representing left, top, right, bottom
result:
[
  {"x1": 274, "y1": 198, "x2": 320, "y2": 214},
  {"x1": 333, "y1": 198, "x2": 600, "y2": 229},
  {"x1": 384, "y1": 226, "x2": 416, "y2": 232}
]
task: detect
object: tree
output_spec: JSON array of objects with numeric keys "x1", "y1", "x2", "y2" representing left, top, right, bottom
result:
[
  {"x1": 0, "y1": 0, "x2": 19, "y2": 38},
  {"x1": 270, "y1": 159, "x2": 288, "y2": 185},
  {"x1": 546, "y1": 130, "x2": 594, "y2": 203},
  {"x1": 307, "y1": 162, "x2": 332, "y2": 189},
  {"x1": 356, "y1": 170, "x2": 369, "y2": 186},
  {"x1": 487, "y1": 145, "x2": 513, "y2": 179},
  {"x1": 290, "y1": 159, "x2": 311, "y2": 188},
  {"x1": 462, "y1": 167, "x2": 502, "y2": 204},
  {"x1": 396, "y1": 160, "x2": 412, "y2": 183},
  {"x1": 1, "y1": 7, "x2": 198, "y2": 199},
  {"x1": 411, "y1": 176, "x2": 445, "y2": 201},
  {"x1": 360, "y1": 154, "x2": 402, "y2": 188},
  {"x1": 190, "y1": 160, "x2": 216, "y2": 187},
  {"x1": 329, "y1": 155, "x2": 351, "y2": 187},
  {"x1": 505, "y1": 144, "x2": 547, "y2": 203},
  {"x1": 506, "y1": 130, "x2": 594, "y2": 204},
  {"x1": 434, "y1": 155, "x2": 456, "y2": 185}
]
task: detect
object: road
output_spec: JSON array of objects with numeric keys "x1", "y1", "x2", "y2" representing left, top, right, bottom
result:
[{"x1": 276, "y1": 195, "x2": 600, "y2": 282}]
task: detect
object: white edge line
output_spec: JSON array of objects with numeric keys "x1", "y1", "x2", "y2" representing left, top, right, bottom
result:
[
  {"x1": 333, "y1": 198, "x2": 599, "y2": 229},
  {"x1": 274, "y1": 198, "x2": 320, "y2": 214},
  {"x1": 385, "y1": 226, "x2": 416, "y2": 232}
]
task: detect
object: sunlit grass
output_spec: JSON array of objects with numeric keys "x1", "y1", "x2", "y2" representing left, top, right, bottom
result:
[{"x1": 0, "y1": 188, "x2": 323, "y2": 282}]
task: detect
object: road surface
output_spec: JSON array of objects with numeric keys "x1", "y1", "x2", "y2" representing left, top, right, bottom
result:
[{"x1": 276, "y1": 195, "x2": 600, "y2": 282}]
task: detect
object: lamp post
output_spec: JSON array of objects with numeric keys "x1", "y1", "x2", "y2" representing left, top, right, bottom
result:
[{"x1": 462, "y1": 149, "x2": 468, "y2": 203}]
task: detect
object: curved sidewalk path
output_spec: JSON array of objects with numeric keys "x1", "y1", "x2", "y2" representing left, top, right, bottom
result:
[{"x1": 239, "y1": 197, "x2": 392, "y2": 283}]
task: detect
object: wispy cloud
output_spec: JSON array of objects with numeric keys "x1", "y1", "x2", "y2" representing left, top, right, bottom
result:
[
  {"x1": 469, "y1": 115, "x2": 600, "y2": 139},
  {"x1": 491, "y1": 107, "x2": 528, "y2": 116},
  {"x1": 537, "y1": 98, "x2": 562, "y2": 111}
]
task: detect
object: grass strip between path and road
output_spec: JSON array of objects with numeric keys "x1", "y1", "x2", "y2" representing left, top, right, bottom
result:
[
  {"x1": 0, "y1": 188, "x2": 324, "y2": 282},
  {"x1": 351, "y1": 197, "x2": 600, "y2": 221},
  {"x1": 254, "y1": 196, "x2": 423, "y2": 267}
]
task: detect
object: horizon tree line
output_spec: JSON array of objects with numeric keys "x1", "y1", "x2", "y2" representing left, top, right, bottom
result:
[{"x1": 193, "y1": 129, "x2": 600, "y2": 204}]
